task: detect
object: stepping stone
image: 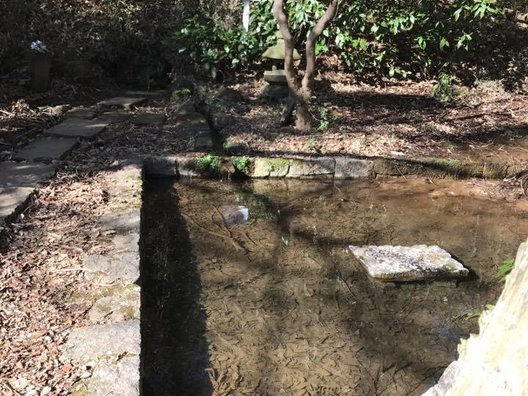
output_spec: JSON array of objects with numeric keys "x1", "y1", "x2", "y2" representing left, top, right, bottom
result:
[
  {"x1": 65, "y1": 106, "x2": 95, "y2": 119},
  {"x1": 44, "y1": 118, "x2": 109, "y2": 139},
  {"x1": 0, "y1": 187, "x2": 34, "y2": 222},
  {"x1": 99, "y1": 111, "x2": 131, "y2": 124},
  {"x1": 131, "y1": 113, "x2": 166, "y2": 125},
  {"x1": 0, "y1": 161, "x2": 56, "y2": 187},
  {"x1": 349, "y1": 245, "x2": 469, "y2": 282},
  {"x1": 15, "y1": 138, "x2": 78, "y2": 161},
  {"x1": 123, "y1": 90, "x2": 165, "y2": 97},
  {"x1": 98, "y1": 97, "x2": 146, "y2": 110}
]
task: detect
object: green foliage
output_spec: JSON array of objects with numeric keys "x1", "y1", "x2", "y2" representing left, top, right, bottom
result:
[
  {"x1": 315, "y1": 104, "x2": 338, "y2": 132},
  {"x1": 496, "y1": 258, "x2": 515, "y2": 281},
  {"x1": 432, "y1": 73, "x2": 459, "y2": 103},
  {"x1": 231, "y1": 156, "x2": 251, "y2": 173},
  {"x1": 197, "y1": 154, "x2": 221, "y2": 173}
]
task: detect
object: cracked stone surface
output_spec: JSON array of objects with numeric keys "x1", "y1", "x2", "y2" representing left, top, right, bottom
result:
[
  {"x1": 349, "y1": 245, "x2": 469, "y2": 281},
  {"x1": 87, "y1": 355, "x2": 140, "y2": 396},
  {"x1": 0, "y1": 162, "x2": 56, "y2": 187},
  {"x1": 60, "y1": 320, "x2": 140, "y2": 365},
  {"x1": 44, "y1": 118, "x2": 109, "y2": 139},
  {"x1": 15, "y1": 138, "x2": 78, "y2": 161}
]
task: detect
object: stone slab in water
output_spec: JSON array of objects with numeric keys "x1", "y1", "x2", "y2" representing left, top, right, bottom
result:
[
  {"x1": 44, "y1": 118, "x2": 109, "y2": 138},
  {"x1": 98, "y1": 97, "x2": 146, "y2": 110},
  {"x1": 15, "y1": 137, "x2": 78, "y2": 161},
  {"x1": 0, "y1": 161, "x2": 56, "y2": 187},
  {"x1": 349, "y1": 245, "x2": 469, "y2": 281},
  {"x1": 0, "y1": 187, "x2": 34, "y2": 222},
  {"x1": 131, "y1": 113, "x2": 166, "y2": 125}
]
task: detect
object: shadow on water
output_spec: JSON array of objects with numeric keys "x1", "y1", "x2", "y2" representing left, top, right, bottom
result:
[{"x1": 140, "y1": 177, "x2": 212, "y2": 396}]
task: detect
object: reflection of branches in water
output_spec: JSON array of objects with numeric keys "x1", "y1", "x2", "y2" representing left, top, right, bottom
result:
[{"x1": 181, "y1": 212, "x2": 245, "y2": 252}]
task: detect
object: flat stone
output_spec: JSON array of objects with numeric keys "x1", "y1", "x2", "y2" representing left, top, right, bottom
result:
[
  {"x1": 0, "y1": 187, "x2": 34, "y2": 222},
  {"x1": 15, "y1": 138, "x2": 78, "y2": 161},
  {"x1": 83, "y1": 232, "x2": 139, "y2": 283},
  {"x1": 0, "y1": 162, "x2": 56, "y2": 187},
  {"x1": 131, "y1": 113, "x2": 166, "y2": 125},
  {"x1": 143, "y1": 156, "x2": 178, "y2": 177},
  {"x1": 98, "y1": 111, "x2": 131, "y2": 124},
  {"x1": 44, "y1": 118, "x2": 109, "y2": 139},
  {"x1": 97, "y1": 97, "x2": 146, "y2": 110},
  {"x1": 123, "y1": 90, "x2": 165, "y2": 97},
  {"x1": 349, "y1": 245, "x2": 469, "y2": 282},
  {"x1": 287, "y1": 158, "x2": 335, "y2": 178},
  {"x1": 89, "y1": 285, "x2": 140, "y2": 323},
  {"x1": 65, "y1": 107, "x2": 95, "y2": 119},
  {"x1": 253, "y1": 158, "x2": 291, "y2": 178},
  {"x1": 60, "y1": 320, "x2": 140, "y2": 365},
  {"x1": 99, "y1": 210, "x2": 141, "y2": 233},
  {"x1": 88, "y1": 355, "x2": 140, "y2": 396},
  {"x1": 335, "y1": 157, "x2": 374, "y2": 179}
]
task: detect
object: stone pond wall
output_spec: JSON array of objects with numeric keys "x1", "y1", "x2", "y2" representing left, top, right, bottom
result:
[{"x1": 424, "y1": 240, "x2": 528, "y2": 396}]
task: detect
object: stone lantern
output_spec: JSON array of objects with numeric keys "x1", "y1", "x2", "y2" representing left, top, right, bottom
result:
[{"x1": 260, "y1": 31, "x2": 301, "y2": 101}]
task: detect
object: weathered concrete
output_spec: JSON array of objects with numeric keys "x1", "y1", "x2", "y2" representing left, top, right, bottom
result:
[
  {"x1": 97, "y1": 97, "x2": 146, "y2": 110},
  {"x1": 131, "y1": 113, "x2": 166, "y2": 125},
  {"x1": 0, "y1": 162, "x2": 56, "y2": 187},
  {"x1": 15, "y1": 138, "x2": 78, "y2": 161},
  {"x1": 88, "y1": 285, "x2": 140, "y2": 323},
  {"x1": 287, "y1": 158, "x2": 335, "y2": 178},
  {"x1": 0, "y1": 187, "x2": 34, "y2": 222},
  {"x1": 335, "y1": 157, "x2": 374, "y2": 179},
  {"x1": 87, "y1": 355, "x2": 140, "y2": 396},
  {"x1": 44, "y1": 118, "x2": 109, "y2": 139},
  {"x1": 424, "y1": 241, "x2": 528, "y2": 396},
  {"x1": 349, "y1": 245, "x2": 469, "y2": 281},
  {"x1": 99, "y1": 209, "x2": 141, "y2": 233},
  {"x1": 60, "y1": 320, "x2": 140, "y2": 364}
]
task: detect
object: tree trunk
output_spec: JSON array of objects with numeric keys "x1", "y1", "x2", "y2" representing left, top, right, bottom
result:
[{"x1": 272, "y1": 0, "x2": 339, "y2": 132}]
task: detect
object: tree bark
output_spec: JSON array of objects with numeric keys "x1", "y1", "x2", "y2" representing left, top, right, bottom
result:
[{"x1": 272, "y1": 0, "x2": 339, "y2": 131}]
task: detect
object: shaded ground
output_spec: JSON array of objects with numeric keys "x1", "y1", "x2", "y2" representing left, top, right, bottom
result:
[
  {"x1": 218, "y1": 77, "x2": 528, "y2": 171},
  {"x1": 142, "y1": 176, "x2": 528, "y2": 396}
]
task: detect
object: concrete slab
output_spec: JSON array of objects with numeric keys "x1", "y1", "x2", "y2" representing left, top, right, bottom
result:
[
  {"x1": 15, "y1": 138, "x2": 78, "y2": 161},
  {"x1": 98, "y1": 97, "x2": 146, "y2": 110},
  {"x1": 0, "y1": 162, "x2": 56, "y2": 187},
  {"x1": 98, "y1": 111, "x2": 131, "y2": 124},
  {"x1": 65, "y1": 107, "x2": 95, "y2": 119},
  {"x1": 88, "y1": 355, "x2": 140, "y2": 396},
  {"x1": 44, "y1": 119, "x2": 109, "y2": 139},
  {"x1": 0, "y1": 187, "x2": 34, "y2": 222},
  {"x1": 349, "y1": 245, "x2": 469, "y2": 282},
  {"x1": 131, "y1": 113, "x2": 166, "y2": 125}
]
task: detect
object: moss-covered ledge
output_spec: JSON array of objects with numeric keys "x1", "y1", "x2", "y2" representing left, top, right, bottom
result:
[{"x1": 144, "y1": 154, "x2": 521, "y2": 180}]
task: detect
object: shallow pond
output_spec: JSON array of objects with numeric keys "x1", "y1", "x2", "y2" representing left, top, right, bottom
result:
[{"x1": 140, "y1": 177, "x2": 528, "y2": 396}]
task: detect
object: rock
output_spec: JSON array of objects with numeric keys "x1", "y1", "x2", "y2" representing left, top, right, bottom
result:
[
  {"x1": 15, "y1": 138, "x2": 78, "y2": 161},
  {"x1": 97, "y1": 97, "x2": 146, "y2": 110},
  {"x1": 44, "y1": 119, "x2": 109, "y2": 139},
  {"x1": 335, "y1": 157, "x2": 374, "y2": 179},
  {"x1": 84, "y1": 252, "x2": 140, "y2": 284},
  {"x1": 287, "y1": 158, "x2": 335, "y2": 178},
  {"x1": 259, "y1": 84, "x2": 290, "y2": 101},
  {"x1": 60, "y1": 320, "x2": 140, "y2": 365},
  {"x1": 252, "y1": 158, "x2": 291, "y2": 178},
  {"x1": 89, "y1": 284, "x2": 140, "y2": 323},
  {"x1": 0, "y1": 187, "x2": 34, "y2": 223},
  {"x1": 99, "y1": 210, "x2": 141, "y2": 233},
  {"x1": 175, "y1": 156, "x2": 200, "y2": 177},
  {"x1": 131, "y1": 113, "x2": 166, "y2": 126},
  {"x1": 144, "y1": 156, "x2": 178, "y2": 177},
  {"x1": 98, "y1": 111, "x2": 131, "y2": 124},
  {"x1": 0, "y1": 162, "x2": 56, "y2": 187},
  {"x1": 349, "y1": 245, "x2": 469, "y2": 281},
  {"x1": 65, "y1": 107, "x2": 95, "y2": 119},
  {"x1": 423, "y1": 241, "x2": 528, "y2": 396},
  {"x1": 88, "y1": 355, "x2": 140, "y2": 396}
]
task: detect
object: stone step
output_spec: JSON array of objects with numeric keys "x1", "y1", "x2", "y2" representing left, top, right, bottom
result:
[
  {"x1": 97, "y1": 97, "x2": 146, "y2": 110},
  {"x1": 44, "y1": 118, "x2": 109, "y2": 139},
  {"x1": 131, "y1": 113, "x2": 166, "y2": 126},
  {"x1": 0, "y1": 187, "x2": 34, "y2": 223},
  {"x1": 15, "y1": 137, "x2": 78, "y2": 161},
  {"x1": 0, "y1": 161, "x2": 56, "y2": 187}
]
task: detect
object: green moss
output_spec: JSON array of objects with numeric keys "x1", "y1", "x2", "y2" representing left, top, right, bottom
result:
[
  {"x1": 265, "y1": 158, "x2": 290, "y2": 173},
  {"x1": 231, "y1": 156, "x2": 251, "y2": 173},
  {"x1": 197, "y1": 154, "x2": 221, "y2": 173},
  {"x1": 423, "y1": 157, "x2": 461, "y2": 171}
]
